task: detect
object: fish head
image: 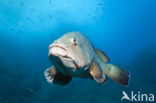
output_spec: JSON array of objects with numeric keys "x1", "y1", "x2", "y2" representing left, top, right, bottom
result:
[{"x1": 48, "y1": 32, "x2": 94, "y2": 73}]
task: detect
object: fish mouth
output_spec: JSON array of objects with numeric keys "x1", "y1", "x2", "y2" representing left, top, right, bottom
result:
[{"x1": 49, "y1": 43, "x2": 80, "y2": 68}]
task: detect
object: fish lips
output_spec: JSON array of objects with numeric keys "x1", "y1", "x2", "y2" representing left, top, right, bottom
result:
[
  {"x1": 49, "y1": 44, "x2": 69, "y2": 58},
  {"x1": 48, "y1": 43, "x2": 80, "y2": 68}
]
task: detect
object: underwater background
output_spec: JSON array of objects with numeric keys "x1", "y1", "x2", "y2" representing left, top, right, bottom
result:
[{"x1": 0, "y1": 0, "x2": 156, "y2": 103}]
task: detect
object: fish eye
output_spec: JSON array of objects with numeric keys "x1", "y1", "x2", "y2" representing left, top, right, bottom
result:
[{"x1": 71, "y1": 38, "x2": 77, "y2": 46}]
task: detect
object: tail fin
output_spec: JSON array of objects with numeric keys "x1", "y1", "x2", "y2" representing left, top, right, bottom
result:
[{"x1": 103, "y1": 64, "x2": 130, "y2": 86}]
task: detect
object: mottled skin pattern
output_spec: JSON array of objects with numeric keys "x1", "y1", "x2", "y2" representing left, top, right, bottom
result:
[
  {"x1": 49, "y1": 32, "x2": 100, "y2": 78},
  {"x1": 45, "y1": 31, "x2": 129, "y2": 86}
]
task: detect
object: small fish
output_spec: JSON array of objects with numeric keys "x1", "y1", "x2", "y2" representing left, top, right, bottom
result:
[{"x1": 45, "y1": 32, "x2": 130, "y2": 86}]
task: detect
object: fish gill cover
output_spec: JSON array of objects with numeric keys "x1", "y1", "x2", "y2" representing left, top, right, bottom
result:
[{"x1": 0, "y1": 0, "x2": 156, "y2": 103}]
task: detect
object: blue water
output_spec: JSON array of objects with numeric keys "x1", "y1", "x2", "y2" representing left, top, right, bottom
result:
[{"x1": 0, "y1": 0, "x2": 156, "y2": 103}]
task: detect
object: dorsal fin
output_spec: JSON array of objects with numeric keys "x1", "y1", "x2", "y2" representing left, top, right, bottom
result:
[{"x1": 95, "y1": 48, "x2": 110, "y2": 63}]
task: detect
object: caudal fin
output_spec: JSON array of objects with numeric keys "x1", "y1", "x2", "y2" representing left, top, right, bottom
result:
[{"x1": 103, "y1": 64, "x2": 130, "y2": 86}]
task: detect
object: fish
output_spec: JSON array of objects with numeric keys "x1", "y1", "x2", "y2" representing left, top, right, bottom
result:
[{"x1": 44, "y1": 31, "x2": 130, "y2": 86}]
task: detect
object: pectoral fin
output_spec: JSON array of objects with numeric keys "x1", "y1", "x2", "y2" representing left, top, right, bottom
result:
[
  {"x1": 44, "y1": 66, "x2": 72, "y2": 85},
  {"x1": 90, "y1": 61, "x2": 107, "y2": 84},
  {"x1": 103, "y1": 64, "x2": 129, "y2": 86},
  {"x1": 95, "y1": 48, "x2": 110, "y2": 63}
]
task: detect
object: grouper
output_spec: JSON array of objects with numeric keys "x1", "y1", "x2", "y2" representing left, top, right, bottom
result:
[{"x1": 45, "y1": 32, "x2": 130, "y2": 86}]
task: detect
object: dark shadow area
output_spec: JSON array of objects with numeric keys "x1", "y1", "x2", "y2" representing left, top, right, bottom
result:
[{"x1": 127, "y1": 46, "x2": 156, "y2": 93}]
